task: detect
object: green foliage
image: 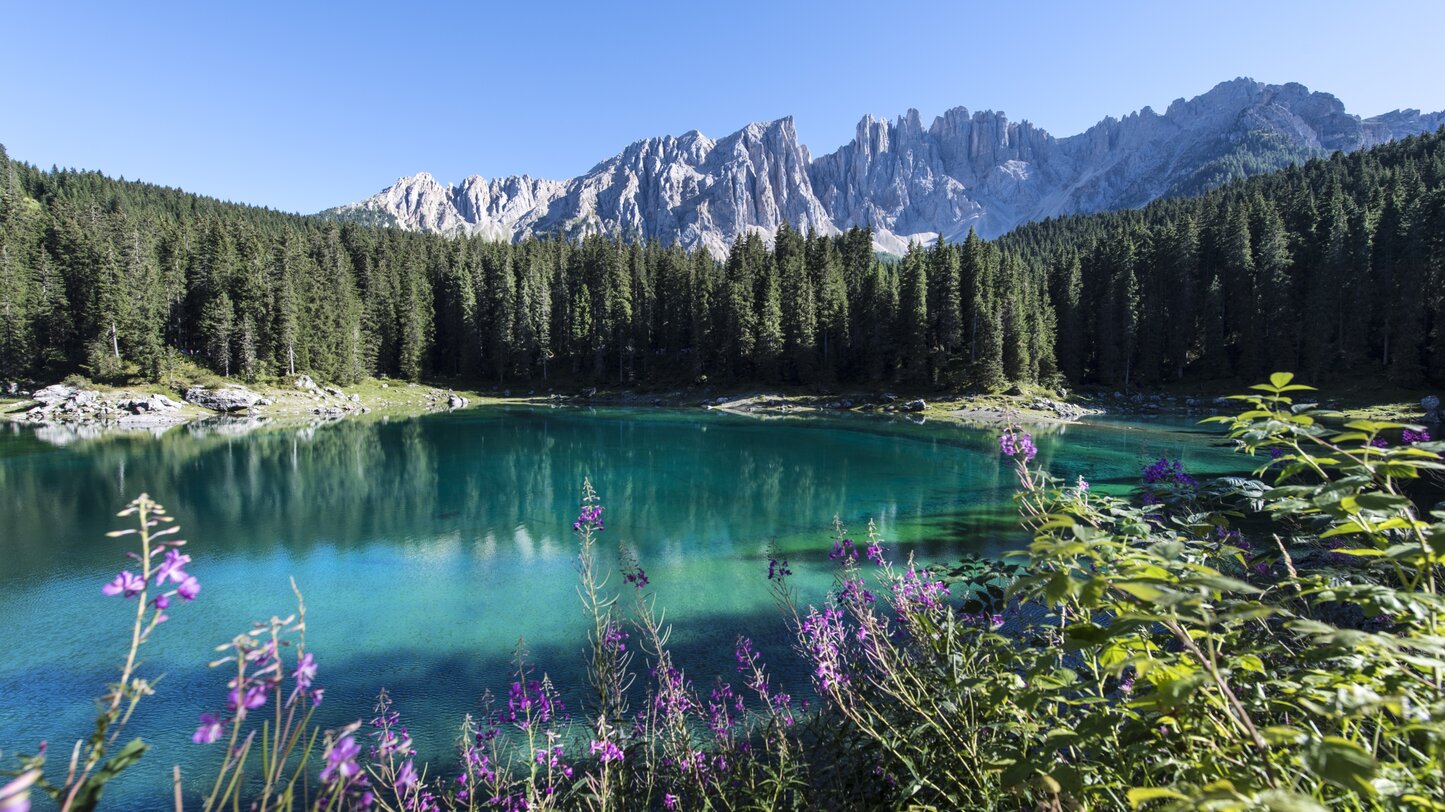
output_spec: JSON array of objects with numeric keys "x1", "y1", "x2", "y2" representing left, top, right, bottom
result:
[
  {"x1": 783, "y1": 372, "x2": 1445, "y2": 809},
  {"x1": 0, "y1": 143, "x2": 1058, "y2": 391},
  {"x1": 1005, "y1": 129, "x2": 1445, "y2": 386}
]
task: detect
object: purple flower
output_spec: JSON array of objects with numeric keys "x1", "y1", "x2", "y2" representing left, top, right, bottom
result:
[
  {"x1": 321, "y1": 735, "x2": 362, "y2": 784},
  {"x1": 1370, "y1": 437, "x2": 1389, "y2": 449},
  {"x1": 293, "y1": 652, "x2": 317, "y2": 691},
  {"x1": 177, "y1": 576, "x2": 201, "y2": 601},
  {"x1": 865, "y1": 542, "x2": 885, "y2": 565},
  {"x1": 153, "y1": 549, "x2": 191, "y2": 586},
  {"x1": 589, "y1": 739, "x2": 624, "y2": 763},
  {"x1": 999, "y1": 430, "x2": 1037, "y2": 462},
  {"x1": 1076, "y1": 476, "x2": 1090, "y2": 492},
  {"x1": 799, "y1": 605, "x2": 850, "y2": 691},
  {"x1": 622, "y1": 565, "x2": 649, "y2": 589},
  {"x1": 1142, "y1": 458, "x2": 1197, "y2": 487},
  {"x1": 506, "y1": 680, "x2": 559, "y2": 728},
  {"x1": 766, "y1": 557, "x2": 792, "y2": 581},
  {"x1": 101, "y1": 571, "x2": 145, "y2": 598},
  {"x1": 396, "y1": 760, "x2": 419, "y2": 790},
  {"x1": 573, "y1": 504, "x2": 605, "y2": 532},
  {"x1": 602, "y1": 623, "x2": 628, "y2": 654},
  {"x1": 837, "y1": 577, "x2": 875, "y2": 605},
  {"x1": 897, "y1": 567, "x2": 951, "y2": 613},
  {"x1": 829, "y1": 538, "x2": 858, "y2": 563},
  {"x1": 663, "y1": 794, "x2": 679, "y2": 810},
  {"x1": 228, "y1": 683, "x2": 267, "y2": 713},
  {"x1": 192, "y1": 713, "x2": 224, "y2": 744},
  {"x1": 1403, "y1": 428, "x2": 1431, "y2": 445}
]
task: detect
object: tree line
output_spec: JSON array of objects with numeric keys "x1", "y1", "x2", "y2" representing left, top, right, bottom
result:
[
  {"x1": 1003, "y1": 128, "x2": 1445, "y2": 387},
  {"x1": 2, "y1": 128, "x2": 1444, "y2": 392},
  {"x1": 0, "y1": 147, "x2": 1053, "y2": 390}
]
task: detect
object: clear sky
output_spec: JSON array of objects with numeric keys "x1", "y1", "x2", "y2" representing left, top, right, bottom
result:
[{"x1": 3, "y1": 0, "x2": 1442, "y2": 214}]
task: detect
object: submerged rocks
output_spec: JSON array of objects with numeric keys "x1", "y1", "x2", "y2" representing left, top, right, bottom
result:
[{"x1": 185, "y1": 386, "x2": 263, "y2": 413}]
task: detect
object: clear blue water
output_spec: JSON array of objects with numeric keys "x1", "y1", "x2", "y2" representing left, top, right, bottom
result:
[{"x1": 0, "y1": 406, "x2": 1242, "y2": 806}]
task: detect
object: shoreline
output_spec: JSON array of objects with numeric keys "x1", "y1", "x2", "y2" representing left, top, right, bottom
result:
[{"x1": 3, "y1": 375, "x2": 1436, "y2": 444}]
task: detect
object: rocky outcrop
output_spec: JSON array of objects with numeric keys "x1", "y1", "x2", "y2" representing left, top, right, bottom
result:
[
  {"x1": 326, "y1": 118, "x2": 835, "y2": 257},
  {"x1": 325, "y1": 78, "x2": 1445, "y2": 256},
  {"x1": 21, "y1": 386, "x2": 187, "y2": 429},
  {"x1": 185, "y1": 385, "x2": 263, "y2": 413}
]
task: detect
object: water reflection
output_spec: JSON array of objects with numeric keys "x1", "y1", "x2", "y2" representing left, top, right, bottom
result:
[{"x1": 0, "y1": 406, "x2": 1242, "y2": 808}]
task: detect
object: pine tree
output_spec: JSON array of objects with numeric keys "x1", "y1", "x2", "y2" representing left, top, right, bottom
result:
[
  {"x1": 897, "y1": 243, "x2": 929, "y2": 384},
  {"x1": 200, "y1": 290, "x2": 235, "y2": 377},
  {"x1": 776, "y1": 224, "x2": 816, "y2": 382},
  {"x1": 1049, "y1": 249, "x2": 1084, "y2": 383},
  {"x1": 930, "y1": 236, "x2": 963, "y2": 384},
  {"x1": 811, "y1": 233, "x2": 848, "y2": 382},
  {"x1": 754, "y1": 255, "x2": 784, "y2": 382}
]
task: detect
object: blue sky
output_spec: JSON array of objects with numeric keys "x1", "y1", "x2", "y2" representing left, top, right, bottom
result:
[{"x1": 3, "y1": 0, "x2": 1442, "y2": 214}]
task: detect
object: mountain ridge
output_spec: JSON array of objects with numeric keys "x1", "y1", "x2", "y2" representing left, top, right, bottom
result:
[{"x1": 322, "y1": 78, "x2": 1445, "y2": 255}]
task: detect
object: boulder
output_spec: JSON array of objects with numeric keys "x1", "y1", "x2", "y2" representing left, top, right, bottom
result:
[
  {"x1": 324, "y1": 386, "x2": 345, "y2": 398},
  {"x1": 1422, "y1": 395, "x2": 1441, "y2": 423},
  {"x1": 295, "y1": 374, "x2": 318, "y2": 391},
  {"x1": 447, "y1": 393, "x2": 467, "y2": 409},
  {"x1": 185, "y1": 386, "x2": 262, "y2": 413},
  {"x1": 32, "y1": 384, "x2": 80, "y2": 406},
  {"x1": 3, "y1": 382, "x2": 17, "y2": 396},
  {"x1": 900, "y1": 399, "x2": 926, "y2": 413}
]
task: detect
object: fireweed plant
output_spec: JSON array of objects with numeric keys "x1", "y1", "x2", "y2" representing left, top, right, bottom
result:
[
  {"x1": 776, "y1": 374, "x2": 1445, "y2": 809},
  {"x1": 7, "y1": 373, "x2": 1445, "y2": 809},
  {"x1": 5, "y1": 495, "x2": 198, "y2": 812}
]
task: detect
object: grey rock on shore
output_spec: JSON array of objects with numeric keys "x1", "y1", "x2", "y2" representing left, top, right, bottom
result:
[{"x1": 185, "y1": 386, "x2": 263, "y2": 413}]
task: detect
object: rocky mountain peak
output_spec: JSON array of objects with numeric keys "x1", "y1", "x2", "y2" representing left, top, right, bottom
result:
[{"x1": 324, "y1": 79, "x2": 1445, "y2": 255}]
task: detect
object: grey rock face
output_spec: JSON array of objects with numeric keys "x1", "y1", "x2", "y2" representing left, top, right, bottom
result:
[
  {"x1": 32, "y1": 384, "x2": 84, "y2": 406},
  {"x1": 326, "y1": 119, "x2": 834, "y2": 257},
  {"x1": 185, "y1": 386, "x2": 262, "y2": 413},
  {"x1": 325, "y1": 79, "x2": 1445, "y2": 255}
]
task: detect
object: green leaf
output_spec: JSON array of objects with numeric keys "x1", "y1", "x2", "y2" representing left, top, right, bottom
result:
[
  {"x1": 1116, "y1": 581, "x2": 1165, "y2": 603},
  {"x1": 67, "y1": 737, "x2": 149, "y2": 812},
  {"x1": 1235, "y1": 654, "x2": 1265, "y2": 673},
  {"x1": 1303, "y1": 737, "x2": 1377, "y2": 797},
  {"x1": 1127, "y1": 787, "x2": 1188, "y2": 808},
  {"x1": 1268, "y1": 372, "x2": 1294, "y2": 389}
]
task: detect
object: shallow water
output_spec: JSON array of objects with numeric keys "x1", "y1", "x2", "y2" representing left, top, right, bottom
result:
[{"x1": 0, "y1": 406, "x2": 1242, "y2": 806}]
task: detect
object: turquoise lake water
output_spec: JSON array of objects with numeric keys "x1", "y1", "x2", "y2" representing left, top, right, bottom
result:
[{"x1": 0, "y1": 406, "x2": 1243, "y2": 806}]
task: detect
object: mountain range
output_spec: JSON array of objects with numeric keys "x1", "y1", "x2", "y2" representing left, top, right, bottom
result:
[{"x1": 322, "y1": 78, "x2": 1445, "y2": 256}]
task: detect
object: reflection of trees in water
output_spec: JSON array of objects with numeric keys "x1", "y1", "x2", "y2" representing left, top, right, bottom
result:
[
  {"x1": 1, "y1": 410, "x2": 1018, "y2": 577},
  {"x1": 1, "y1": 409, "x2": 1233, "y2": 582}
]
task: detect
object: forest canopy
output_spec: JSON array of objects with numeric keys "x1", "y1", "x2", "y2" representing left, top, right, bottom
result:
[{"x1": 1, "y1": 128, "x2": 1443, "y2": 390}]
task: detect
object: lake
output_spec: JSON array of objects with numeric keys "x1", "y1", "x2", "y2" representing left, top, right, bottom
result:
[{"x1": 0, "y1": 405, "x2": 1243, "y2": 806}]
